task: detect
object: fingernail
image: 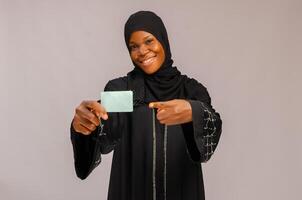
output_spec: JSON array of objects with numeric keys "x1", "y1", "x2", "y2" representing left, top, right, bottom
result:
[
  {"x1": 149, "y1": 103, "x2": 154, "y2": 108},
  {"x1": 103, "y1": 114, "x2": 108, "y2": 120}
]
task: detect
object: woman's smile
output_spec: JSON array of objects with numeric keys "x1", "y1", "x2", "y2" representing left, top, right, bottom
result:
[{"x1": 139, "y1": 55, "x2": 156, "y2": 66}]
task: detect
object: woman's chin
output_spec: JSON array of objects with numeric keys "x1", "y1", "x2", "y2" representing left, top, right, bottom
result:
[{"x1": 137, "y1": 64, "x2": 161, "y2": 75}]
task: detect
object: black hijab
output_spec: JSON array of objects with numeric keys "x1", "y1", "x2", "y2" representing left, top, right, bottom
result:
[{"x1": 124, "y1": 11, "x2": 186, "y2": 101}]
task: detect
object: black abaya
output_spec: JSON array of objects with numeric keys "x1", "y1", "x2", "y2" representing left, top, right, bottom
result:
[{"x1": 71, "y1": 73, "x2": 222, "y2": 200}]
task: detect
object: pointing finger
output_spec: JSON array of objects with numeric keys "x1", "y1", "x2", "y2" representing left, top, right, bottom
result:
[{"x1": 149, "y1": 102, "x2": 165, "y2": 109}]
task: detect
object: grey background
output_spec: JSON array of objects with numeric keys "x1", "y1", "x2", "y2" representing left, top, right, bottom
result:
[{"x1": 1, "y1": 0, "x2": 301, "y2": 199}]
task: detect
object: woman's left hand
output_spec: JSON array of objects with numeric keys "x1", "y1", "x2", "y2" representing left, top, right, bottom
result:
[{"x1": 149, "y1": 99, "x2": 192, "y2": 125}]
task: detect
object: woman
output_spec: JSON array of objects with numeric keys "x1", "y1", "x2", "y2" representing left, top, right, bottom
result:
[{"x1": 71, "y1": 11, "x2": 222, "y2": 200}]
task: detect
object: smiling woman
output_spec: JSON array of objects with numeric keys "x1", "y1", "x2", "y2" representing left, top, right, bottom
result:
[{"x1": 70, "y1": 11, "x2": 222, "y2": 200}]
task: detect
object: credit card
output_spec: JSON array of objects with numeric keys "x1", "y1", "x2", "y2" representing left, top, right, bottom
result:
[{"x1": 100, "y1": 91, "x2": 133, "y2": 112}]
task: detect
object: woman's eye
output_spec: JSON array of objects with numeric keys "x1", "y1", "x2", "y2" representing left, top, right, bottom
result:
[
  {"x1": 129, "y1": 45, "x2": 138, "y2": 51},
  {"x1": 145, "y1": 39, "x2": 153, "y2": 45}
]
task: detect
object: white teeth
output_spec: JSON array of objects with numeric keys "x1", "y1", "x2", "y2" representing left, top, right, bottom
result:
[{"x1": 141, "y1": 57, "x2": 155, "y2": 65}]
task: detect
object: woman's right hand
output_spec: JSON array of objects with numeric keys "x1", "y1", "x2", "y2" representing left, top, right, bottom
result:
[{"x1": 72, "y1": 100, "x2": 108, "y2": 135}]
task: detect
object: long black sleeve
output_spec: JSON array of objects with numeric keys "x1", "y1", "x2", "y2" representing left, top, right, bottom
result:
[
  {"x1": 182, "y1": 78, "x2": 222, "y2": 163},
  {"x1": 70, "y1": 77, "x2": 127, "y2": 179},
  {"x1": 70, "y1": 126, "x2": 102, "y2": 179},
  {"x1": 182, "y1": 100, "x2": 222, "y2": 163}
]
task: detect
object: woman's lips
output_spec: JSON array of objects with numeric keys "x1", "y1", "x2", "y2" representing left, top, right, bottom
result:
[{"x1": 140, "y1": 56, "x2": 156, "y2": 66}]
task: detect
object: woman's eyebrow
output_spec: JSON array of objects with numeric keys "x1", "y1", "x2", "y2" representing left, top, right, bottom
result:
[
  {"x1": 143, "y1": 35, "x2": 153, "y2": 40},
  {"x1": 128, "y1": 41, "x2": 137, "y2": 45},
  {"x1": 129, "y1": 35, "x2": 153, "y2": 45}
]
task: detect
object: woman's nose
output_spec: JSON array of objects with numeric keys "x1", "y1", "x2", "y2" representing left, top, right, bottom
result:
[{"x1": 138, "y1": 45, "x2": 149, "y2": 56}]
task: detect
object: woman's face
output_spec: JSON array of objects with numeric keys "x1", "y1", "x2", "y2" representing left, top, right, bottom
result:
[{"x1": 129, "y1": 31, "x2": 165, "y2": 74}]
